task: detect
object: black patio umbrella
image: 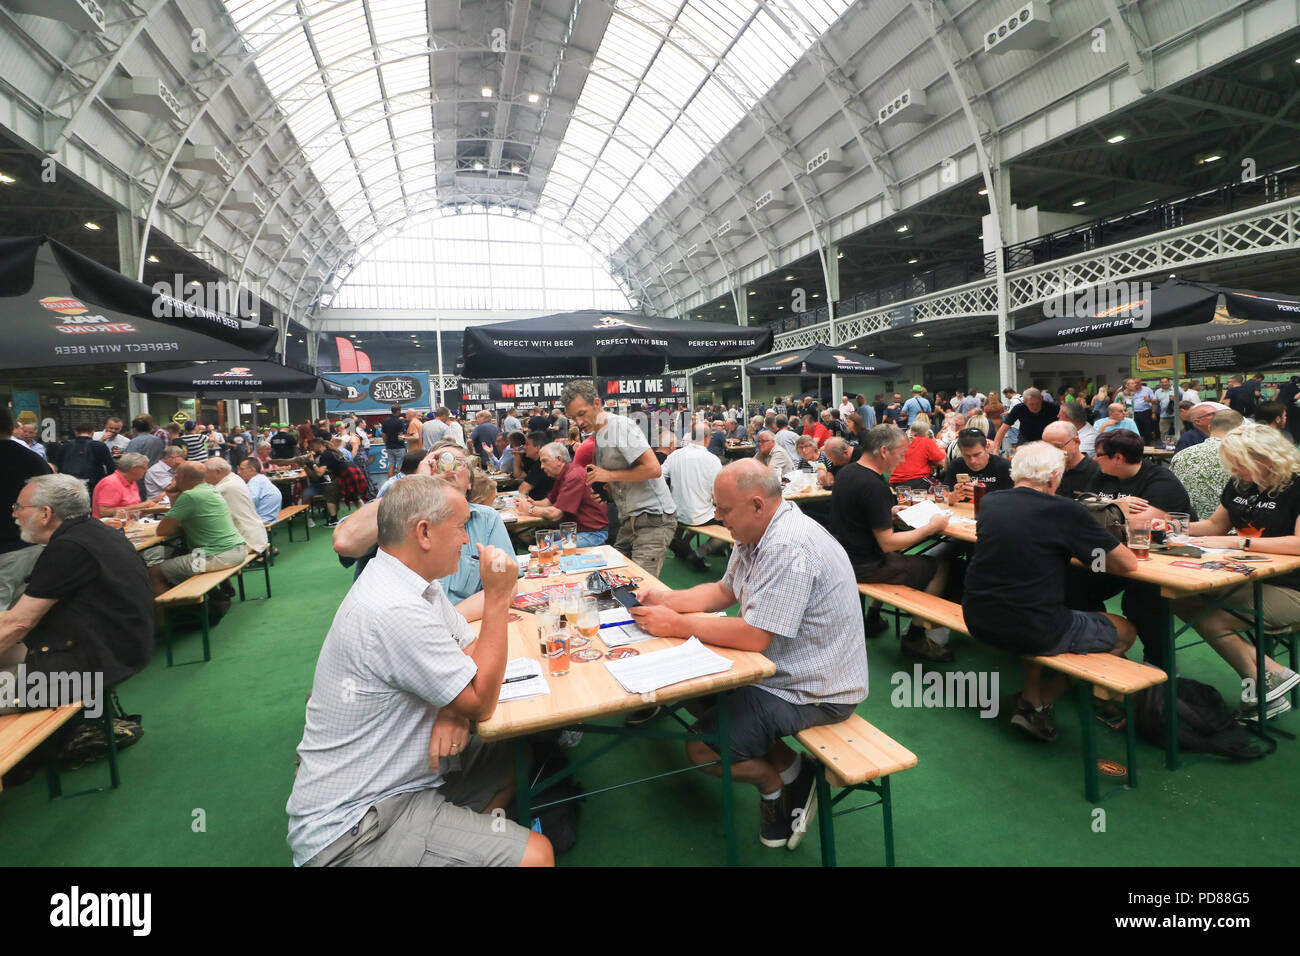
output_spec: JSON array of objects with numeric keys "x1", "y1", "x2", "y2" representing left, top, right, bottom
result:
[
  {"x1": 130, "y1": 360, "x2": 350, "y2": 399},
  {"x1": 0, "y1": 235, "x2": 278, "y2": 369},
  {"x1": 460, "y1": 309, "x2": 773, "y2": 378},
  {"x1": 747, "y1": 345, "x2": 902, "y2": 411}
]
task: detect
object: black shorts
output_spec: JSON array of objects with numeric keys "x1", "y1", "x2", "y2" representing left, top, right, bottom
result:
[
  {"x1": 693, "y1": 684, "x2": 857, "y2": 763},
  {"x1": 853, "y1": 551, "x2": 938, "y2": 592}
]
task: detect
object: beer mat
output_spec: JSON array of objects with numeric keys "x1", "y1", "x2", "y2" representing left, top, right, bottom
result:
[
  {"x1": 511, "y1": 592, "x2": 551, "y2": 613},
  {"x1": 507, "y1": 613, "x2": 522, "y2": 623},
  {"x1": 605, "y1": 648, "x2": 639, "y2": 660},
  {"x1": 571, "y1": 648, "x2": 603, "y2": 663},
  {"x1": 568, "y1": 634, "x2": 590, "y2": 649},
  {"x1": 1097, "y1": 759, "x2": 1127, "y2": 778}
]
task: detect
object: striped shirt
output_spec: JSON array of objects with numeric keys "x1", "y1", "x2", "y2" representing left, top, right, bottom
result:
[
  {"x1": 720, "y1": 500, "x2": 868, "y2": 706},
  {"x1": 286, "y1": 548, "x2": 478, "y2": 866}
]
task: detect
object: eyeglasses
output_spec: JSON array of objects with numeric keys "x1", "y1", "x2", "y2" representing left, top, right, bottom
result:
[{"x1": 11, "y1": 502, "x2": 38, "y2": 513}]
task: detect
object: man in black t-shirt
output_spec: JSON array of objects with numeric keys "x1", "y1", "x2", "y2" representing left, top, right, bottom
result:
[
  {"x1": 2, "y1": 474, "x2": 153, "y2": 708},
  {"x1": 0, "y1": 410, "x2": 53, "y2": 607},
  {"x1": 1093, "y1": 429, "x2": 1194, "y2": 520},
  {"x1": 269, "y1": 425, "x2": 299, "y2": 461},
  {"x1": 993, "y1": 387, "x2": 1058, "y2": 450},
  {"x1": 940, "y1": 430, "x2": 1013, "y2": 500},
  {"x1": 380, "y1": 404, "x2": 407, "y2": 478},
  {"x1": 963, "y1": 442, "x2": 1137, "y2": 741},
  {"x1": 830, "y1": 424, "x2": 954, "y2": 662},
  {"x1": 1042, "y1": 422, "x2": 1100, "y2": 499},
  {"x1": 518, "y1": 430, "x2": 555, "y2": 500}
]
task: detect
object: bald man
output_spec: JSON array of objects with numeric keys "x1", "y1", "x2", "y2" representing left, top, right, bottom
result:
[
  {"x1": 1042, "y1": 422, "x2": 1100, "y2": 498},
  {"x1": 628, "y1": 459, "x2": 867, "y2": 852},
  {"x1": 150, "y1": 462, "x2": 248, "y2": 595}
]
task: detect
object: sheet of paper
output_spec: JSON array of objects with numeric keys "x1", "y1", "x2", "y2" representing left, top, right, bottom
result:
[
  {"x1": 598, "y1": 607, "x2": 634, "y2": 627},
  {"x1": 498, "y1": 658, "x2": 550, "y2": 703},
  {"x1": 603, "y1": 637, "x2": 735, "y2": 694},
  {"x1": 897, "y1": 498, "x2": 943, "y2": 528},
  {"x1": 600, "y1": 622, "x2": 658, "y2": 647}
]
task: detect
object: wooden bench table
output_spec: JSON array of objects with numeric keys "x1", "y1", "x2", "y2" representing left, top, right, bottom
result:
[
  {"x1": 930, "y1": 498, "x2": 1300, "y2": 770},
  {"x1": 0, "y1": 702, "x2": 120, "y2": 797},
  {"x1": 155, "y1": 551, "x2": 271, "y2": 665},
  {"x1": 478, "y1": 545, "x2": 774, "y2": 865}
]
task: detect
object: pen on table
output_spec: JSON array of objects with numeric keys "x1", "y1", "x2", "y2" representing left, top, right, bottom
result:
[{"x1": 502, "y1": 674, "x2": 534, "y2": 685}]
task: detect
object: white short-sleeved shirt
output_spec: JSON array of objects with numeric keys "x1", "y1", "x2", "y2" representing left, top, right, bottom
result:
[
  {"x1": 286, "y1": 549, "x2": 478, "y2": 866},
  {"x1": 662, "y1": 444, "x2": 722, "y2": 525}
]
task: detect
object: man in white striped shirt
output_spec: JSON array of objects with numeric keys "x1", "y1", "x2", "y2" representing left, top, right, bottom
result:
[
  {"x1": 287, "y1": 476, "x2": 552, "y2": 868},
  {"x1": 629, "y1": 459, "x2": 868, "y2": 852}
]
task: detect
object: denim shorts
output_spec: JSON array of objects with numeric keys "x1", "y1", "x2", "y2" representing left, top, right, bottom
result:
[
  {"x1": 693, "y1": 684, "x2": 857, "y2": 762},
  {"x1": 1043, "y1": 609, "x2": 1119, "y2": 655}
]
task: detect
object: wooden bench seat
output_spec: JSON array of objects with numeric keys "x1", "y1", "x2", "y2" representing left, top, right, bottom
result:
[
  {"x1": 856, "y1": 582, "x2": 1168, "y2": 801},
  {"x1": 155, "y1": 551, "x2": 271, "y2": 665},
  {"x1": 683, "y1": 524, "x2": 735, "y2": 546},
  {"x1": 0, "y1": 702, "x2": 119, "y2": 797},
  {"x1": 794, "y1": 714, "x2": 916, "y2": 866},
  {"x1": 0, "y1": 704, "x2": 82, "y2": 790},
  {"x1": 268, "y1": 503, "x2": 311, "y2": 543}
]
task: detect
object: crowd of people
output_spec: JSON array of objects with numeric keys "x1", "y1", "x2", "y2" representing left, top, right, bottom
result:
[{"x1": 9, "y1": 367, "x2": 1300, "y2": 867}]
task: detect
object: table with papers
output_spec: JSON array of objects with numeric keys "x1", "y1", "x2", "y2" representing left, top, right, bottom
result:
[{"x1": 476, "y1": 544, "x2": 774, "y2": 865}]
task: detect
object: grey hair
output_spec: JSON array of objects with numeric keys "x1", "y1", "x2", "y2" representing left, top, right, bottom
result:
[
  {"x1": 203, "y1": 457, "x2": 232, "y2": 475},
  {"x1": 724, "y1": 459, "x2": 782, "y2": 498},
  {"x1": 540, "y1": 441, "x2": 571, "y2": 463},
  {"x1": 795, "y1": 434, "x2": 818, "y2": 449},
  {"x1": 377, "y1": 475, "x2": 457, "y2": 547},
  {"x1": 909, "y1": 420, "x2": 930, "y2": 437},
  {"x1": 863, "y1": 423, "x2": 906, "y2": 456},
  {"x1": 693, "y1": 423, "x2": 711, "y2": 443},
  {"x1": 756, "y1": 429, "x2": 775, "y2": 441},
  {"x1": 163, "y1": 444, "x2": 186, "y2": 459},
  {"x1": 255, "y1": 440, "x2": 271, "y2": 450},
  {"x1": 25, "y1": 474, "x2": 90, "y2": 519},
  {"x1": 1009, "y1": 441, "x2": 1064, "y2": 486},
  {"x1": 1023, "y1": 387, "x2": 1042, "y2": 400},
  {"x1": 116, "y1": 452, "x2": 150, "y2": 472},
  {"x1": 560, "y1": 379, "x2": 599, "y2": 408}
]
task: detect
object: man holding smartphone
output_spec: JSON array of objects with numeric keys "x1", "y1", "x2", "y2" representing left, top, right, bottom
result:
[{"x1": 561, "y1": 379, "x2": 676, "y2": 576}]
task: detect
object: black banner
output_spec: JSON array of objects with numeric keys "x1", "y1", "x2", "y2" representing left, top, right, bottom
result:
[{"x1": 463, "y1": 375, "x2": 689, "y2": 405}]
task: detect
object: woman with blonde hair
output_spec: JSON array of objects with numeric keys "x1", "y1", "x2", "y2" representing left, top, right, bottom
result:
[{"x1": 1180, "y1": 423, "x2": 1300, "y2": 717}]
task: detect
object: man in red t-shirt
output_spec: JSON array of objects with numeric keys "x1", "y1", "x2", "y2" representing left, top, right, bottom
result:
[
  {"x1": 801, "y1": 412, "x2": 831, "y2": 448},
  {"x1": 514, "y1": 441, "x2": 609, "y2": 547}
]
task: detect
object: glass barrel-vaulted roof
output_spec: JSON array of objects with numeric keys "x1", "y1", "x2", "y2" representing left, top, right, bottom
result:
[{"x1": 220, "y1": 0, "x2": 852, "y2": 266}]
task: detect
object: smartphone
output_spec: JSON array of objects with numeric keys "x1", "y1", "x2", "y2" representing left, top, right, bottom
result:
[
  {"x1": 1234, "y1": 555, "x2": 1270, "y2": 562},
  {"x1": 612, "y1": 586, "x2": 642, "y2": 609},
  {"x1": 956, "y1": 473, "x2": 970, "y2": 484}
]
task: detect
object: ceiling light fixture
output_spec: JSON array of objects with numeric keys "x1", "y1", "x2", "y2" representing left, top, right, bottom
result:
[
  {"x1": 1071, "y1": 199, "x2": 1086, "y2": 207},
  {"x1": 528, "y1": 92, "x2": 540, "y2": 104},
  {"x1": 977, "y1": 188, "x2": 988, "y2": 196},
  {"x1": 0, "y1": 172, "x2": 14, "y2": 184},
  {"x1": 146, "y1": 254, "x2": 160, "y2": 263},
  {"x1": 912, "y1": 331, "x2": 924, "y2": 338},
  {"x1": 896, "y1": 224, "x2": 909, "y2": 233},
  {"x1": 908, "y1": 257, "x2": 919, "y2": 264},
  {"x1": 1198, "y1": 153, "x2": 1222, "y2": 164},
  {"x1": 481, "y1": 87, "x2": 494, "y2": 98},
  {"x1": 83, "y1": 221, "x2": 101, "y2": 230},
  {"x1": 784, "y1": 274, "x2": 796, "y2": 281},
  {"x1": 1107, "y1": 133, "x2": 1126, "y2": 144},
  {"x1": 472, "y1": 161, "x2": 484, "y2": 171}
]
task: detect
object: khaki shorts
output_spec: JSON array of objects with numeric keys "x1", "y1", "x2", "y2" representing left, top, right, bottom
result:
[
  {"x1": 304, "y1": 735, "x2": 530, "y2": 868},
  {"x1": 1220, "y1": 582, "x2": 1300, "y2": 631},
  {"x1": 160, "y1": 546, "x2": 247, "y2": 586}
]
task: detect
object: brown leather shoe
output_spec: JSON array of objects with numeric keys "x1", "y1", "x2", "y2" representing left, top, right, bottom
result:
[{"x1": 900, "y1": 634, "x2": 955, "y2": 663}]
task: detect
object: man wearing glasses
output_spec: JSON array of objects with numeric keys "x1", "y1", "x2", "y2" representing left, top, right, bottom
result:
[
  {"x1": 1174, "y1": 401, "x2": 1228, "y2": 452},
  {"x1": 1042, "y1": 422, "x2": 1099, "y2": 498},
  {"x1": 0, "y1": 409, "x2": 52, "y2": 607},
  {"x1": 753, "y1": 430, "x2": 794, "y2": 479}
]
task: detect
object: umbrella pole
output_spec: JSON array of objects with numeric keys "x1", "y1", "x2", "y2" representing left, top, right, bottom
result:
[{"x1": 1172, "y1": 331, "x2": 1181, "y2": 443}]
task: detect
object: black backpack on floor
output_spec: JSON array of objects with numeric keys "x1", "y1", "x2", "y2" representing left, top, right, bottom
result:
[{"x1": 1132, "y1": 678, "x2": 1274, "y2": 760}]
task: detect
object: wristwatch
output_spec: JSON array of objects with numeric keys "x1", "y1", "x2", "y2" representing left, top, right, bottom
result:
[{"x1": 1242, "y1": 536, "x2": 1251, "y2": 550}]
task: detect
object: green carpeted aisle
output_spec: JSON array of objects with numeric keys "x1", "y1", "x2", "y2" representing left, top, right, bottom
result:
[{"x1": 2, "y1": 523, "x2": 1297, "y2": 866}]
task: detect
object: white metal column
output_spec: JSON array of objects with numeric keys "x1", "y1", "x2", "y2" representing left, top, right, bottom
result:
[{"x1": 826, "y1": 243, "x2": 841, "y2": 406}]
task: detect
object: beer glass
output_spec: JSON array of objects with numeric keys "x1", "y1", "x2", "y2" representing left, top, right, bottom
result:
[
  {"x1": 1127, "y1": 519, "x2": 1151, "y2": 560},
  {"x1": 560, "y1": 522, "x2": 578, "y2": 555}
]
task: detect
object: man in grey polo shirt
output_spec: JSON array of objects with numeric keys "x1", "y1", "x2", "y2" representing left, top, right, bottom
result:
[
  {"x1": 561, "y1": 379, "x2": 676, "y2": 576},
  {"x1": 287, "y1": 476, "x2": 552, "y2": 868},
  {"x1": 629, "y1": 459, "x2": 868, "y2": 851}
]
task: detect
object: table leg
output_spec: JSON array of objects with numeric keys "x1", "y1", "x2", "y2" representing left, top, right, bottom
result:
[
  {"x1": 1161, "y1": 598, "x2": 1179, "y2": 770},
  {"x1": 718, "y1": 699, "x2": 737, "y2": 866},
  {"x1": 1254, "y1": 579, "x2": 1268, "y2": 732},
  {"x1": 514, "y1": 738, "x2": 532, "y2": 828}
]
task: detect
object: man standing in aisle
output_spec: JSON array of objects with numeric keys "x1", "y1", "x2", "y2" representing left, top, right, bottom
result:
[
  {"x1": 1153, "y1": 377, "x2": 1178, "y2": 446},
  {"x1": 901, "y1": 386, "x2": 931, "y2": 427},
  {"x1": 562, "y1": 379, "x2": 676, "y2": 576},
  {"x1": 380, "y1": 404, "x2": 407, "y2": 478}
]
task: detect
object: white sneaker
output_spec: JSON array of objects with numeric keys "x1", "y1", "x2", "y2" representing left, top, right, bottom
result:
[
  {"x1": 557, "y1": 730, "x2": 584, "y2": 749},
  {"x1": 1242, "y1": 668, "x2": 1300, "y2": 704},
  {"x1": 1237, "y1": 696, "x2": 1292, "y2": 722},
  {"x1": 306, "y1": 517, "x2": 316, "y2": 528}
]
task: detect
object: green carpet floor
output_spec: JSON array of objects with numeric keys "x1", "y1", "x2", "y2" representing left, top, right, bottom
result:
[{"x1": 2, "y1": 524, "x2": 1297, "y2": 867}]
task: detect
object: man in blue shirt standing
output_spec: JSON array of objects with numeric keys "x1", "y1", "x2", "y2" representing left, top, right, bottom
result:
[
  {"x1": 1125, "y1": 378, "x2": 1157, "y2": 445},
  {"x1": 901, "y1": 385, "x2": 931, "y2": 427}
]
